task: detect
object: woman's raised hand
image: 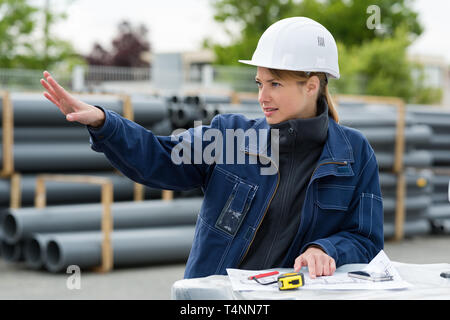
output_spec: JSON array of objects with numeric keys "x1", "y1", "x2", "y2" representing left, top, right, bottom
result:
[{"x1": 40, "y1": 71, "x2": 105, "y2": 127}]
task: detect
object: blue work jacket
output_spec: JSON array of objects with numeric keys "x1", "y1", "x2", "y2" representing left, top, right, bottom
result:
[{"x1": 88, "y1": 109, "x2": 384, "y2": 279}]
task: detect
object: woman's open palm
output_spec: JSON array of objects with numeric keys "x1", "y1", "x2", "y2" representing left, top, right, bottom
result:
[{"x1": 40, "y1": 71, "x2": 105, "y2": 127}]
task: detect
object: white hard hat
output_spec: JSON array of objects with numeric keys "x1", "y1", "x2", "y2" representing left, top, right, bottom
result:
[{"x1": 239, "y1": 17, "x2": 340, "y2": 79}]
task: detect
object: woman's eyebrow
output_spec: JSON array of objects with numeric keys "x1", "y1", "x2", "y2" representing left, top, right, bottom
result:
[{"x1": 255, "y1": 77, "x2": 276, "y2": 82}]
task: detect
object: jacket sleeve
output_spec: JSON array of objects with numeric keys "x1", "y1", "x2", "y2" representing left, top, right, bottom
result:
[
  {"x1": 301, "y1": 148, "x2": 384, "y2": 267},
  {"x1": 87, "y1": 106, "x2": 219, "y2": 191}
]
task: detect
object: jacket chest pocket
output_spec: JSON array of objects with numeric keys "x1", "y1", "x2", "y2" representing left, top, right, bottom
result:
[
  {"x1": 215, "y1": 181, "x2": 256, "y2": 236},
  {"x1": 315, "y1": 184, "x2": 355, "y2": 212},
  {"x1": 203, "y1": 166, "x2": 257, "y2": 237}
]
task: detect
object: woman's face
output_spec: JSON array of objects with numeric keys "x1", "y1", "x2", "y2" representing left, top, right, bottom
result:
[{"x1": 255, "y1": 67, "x2": 319, "y2": 124}]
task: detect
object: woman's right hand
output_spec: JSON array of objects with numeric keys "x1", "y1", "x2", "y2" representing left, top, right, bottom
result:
[{"x1": 40, "y1": 71, "x2": 106, "y2": 128}]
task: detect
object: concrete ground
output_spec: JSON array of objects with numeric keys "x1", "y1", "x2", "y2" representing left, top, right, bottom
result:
[{"x1": 0, "y1": 234, "x2": 449, "y2": 300}]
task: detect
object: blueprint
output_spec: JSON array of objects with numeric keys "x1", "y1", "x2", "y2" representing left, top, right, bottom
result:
[{"x1": 226, "y1": 250, "x2": 413, "y2": 291}]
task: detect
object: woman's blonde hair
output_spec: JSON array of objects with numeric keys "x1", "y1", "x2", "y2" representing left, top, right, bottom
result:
[{"x1": 267, "y1": 69, "x2": 339, "y2": 123}]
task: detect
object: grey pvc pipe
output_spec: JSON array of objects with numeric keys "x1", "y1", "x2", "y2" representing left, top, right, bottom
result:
[
  {"x1": 383, "y1": 195, "x2": 431, "y2": 214},
  {"x1": 410, "y1": 112, "x2": 450, "y2": 128},
  {"x1": 379, "y1": 170, "x2": 433, "y2": 190},
  {"x1": 383, "y1": 219, "x2": 431, "y2": 238},
  {"x1": 170, "y1": 104, "x2": 204, "y2": 128},
  {"x1": 339, "y1": 112, "x2": 416, "y2": 128},
  {"x1": 24, "y1": 233, "x2": 54, "y2": 269},
  {"x1": 360, "y1": 125, "x2": 431, "y2": 146},
  {"x1": 0, "y1": 127, "x2": 90, "y2": 143},
  {"x1": 1, "y1": 240, "x2": 23, "y2": 262},
  {"x1": 0, "y1": 93, "x2": 169, "y2": 126},
  {"x1": 429, "y1": 150, "x2": 450, "y2": 165},
  {"x1": 183, "y1": 95, "x2": 232, "y2": 105},
  {"x1": 376, "y1": 150, "x2": 433, "y2": 170},
  {"x1": 431, "y1": 194, "x2": 449, "y2": 203},
  {"x1": 44, "y1": 226, "x2": 195, "y2": 272},
  {"x1": 1, "y1": 120, "x2": 171, "y2": 142},
  {"x1": 0, "y1": 143, "x2": 110, "y2": 172},
  {"x1": 1, "y1": 197, "x2": 202, "y2": 244},
  {"x1": 427, "y1": 204, "x2": 450, "y2": 219},
  {"x1": 0, "y1": 172, "x2": 163, "y2": 207},
  {"x1": 431, "y1": 175, "x2": 450, "y2": 187},
  {"x1": 2, "y1": 93, "x2": 122, "y2": 126},
  {"x1": 129, "y1": 97, "x2": 169, "y2": 125}
]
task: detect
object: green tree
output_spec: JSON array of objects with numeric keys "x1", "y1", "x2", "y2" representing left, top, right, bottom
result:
[
  {"x1": 0, "y1": 0, "x2": 37, "y2": 68},
  {"x1": 206, "y1": 0, "x2": 423, "y2": 65},
  {"x1": 0, "y1": 0, "x2": 83, "y2": 70},
  {"x1": 334, "y1": 24, "x2": 415, "y2": 99},
  {"x1": 206, "y1": 0, "x2": 441, "y2": 103},
  {"x1": 294, "y1": 0, "x2": 423, "y2": 46}
]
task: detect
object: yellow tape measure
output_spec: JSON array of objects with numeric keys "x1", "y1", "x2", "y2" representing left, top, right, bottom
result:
[{"x1": 277, "y1": 272, "x2": 305, "y2": 290}]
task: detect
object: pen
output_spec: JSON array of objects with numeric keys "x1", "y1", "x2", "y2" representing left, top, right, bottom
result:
[{"x1": 248, "y1": 271, "x2": 279, "y2": 280}]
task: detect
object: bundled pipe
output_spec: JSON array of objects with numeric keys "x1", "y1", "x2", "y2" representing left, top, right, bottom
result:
[
  {"x1": 0, "y1": 143, "x2": 111, "y2": 172},
  {"x1": 382, "y1": 195, "x2": 431, "y2": 215},
  {"x1": 428, "y1": 204, "x2": 450, "y2": 233},
  {"x1": 359, "y1": 125, "x2": 431, "y2": 146},
  {"x1": 43, "y1": 226, "x2": 195, "y2": 272},
  {"x1": 170, "y1": 104, "x2": 204, "y2": 128},
  {"x1": 1, "y1": 197, "x2": 202, "y2": 244},
  {"x1": 0, "y1": 93, "x2": 168, "y2": 127},
  {"x1": 379, "y1": 170, "x2": 433, "y2": 191},
  {"x1": 375, "y1": 150, "x2": 433, "y2": 170},
  {"x1": 2, "y1": 93, "x2": 123, "y2": 126},
  {"x1": 383, "y1": 219, "x2": 431, "y2": 238},
  {"x1": 0, "y1": 172, "x2": 163, "y2": 207}
]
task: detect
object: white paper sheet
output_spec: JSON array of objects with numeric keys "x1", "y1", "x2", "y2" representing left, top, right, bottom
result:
[{"x1": 226, "y1": 250, "x2": 413, "y2": 292}]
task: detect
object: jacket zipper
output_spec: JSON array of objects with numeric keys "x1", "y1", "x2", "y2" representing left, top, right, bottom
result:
[
  {"x1": 238, "y1": 151, "x2": 280, "y2": 266},
  {"x1": 238, "y1": 159, "x2": 348, "y2": 266},
  {"x1": 309, "y1": 161, "x2": 348, "y2": 182}
]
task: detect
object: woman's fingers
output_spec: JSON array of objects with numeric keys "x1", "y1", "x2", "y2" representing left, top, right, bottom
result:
[
  {"x1": 42, "y1": 71, "x2": 80, "y2": 114},
  {"x1": 40, "y1": 79, "x2": 59, "y2": 103},
  {"x1": 46, "y1": 76, "x2": 69, "y2": 99},
  {"x1": 293, "y1": 247, "x2": 336, "y2": 279},
  {"x1": 43, "y1": 71, "x2": 72, "y2": 103},
  {"x1": 43, "y1": 91, "x2": 60, "y2": 108}
]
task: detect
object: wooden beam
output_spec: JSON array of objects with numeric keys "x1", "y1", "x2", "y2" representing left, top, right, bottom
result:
[
  {"x1": 10, "y1": 173, "x2": 21, "y2": 209},
  {"x1": 34, "y1": 174, "x2": 114, "y2": 272},
  {"x1": 0, "y1": 91, "x2": 14, "y2": 177}
]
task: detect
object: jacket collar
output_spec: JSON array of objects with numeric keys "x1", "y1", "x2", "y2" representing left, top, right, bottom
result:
[{"x1": 239, "y1": 116, "x2": 355, "y2": 165}]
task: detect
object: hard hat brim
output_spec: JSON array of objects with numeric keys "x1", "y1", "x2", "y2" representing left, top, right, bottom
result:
[{"x1": 238, "y1": 59, "x2": 340, "y2": 79}]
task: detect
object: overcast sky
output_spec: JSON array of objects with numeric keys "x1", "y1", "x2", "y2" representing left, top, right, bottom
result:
[{"x1": 41, "y1": 0, "x2": 450, "y2": 63}]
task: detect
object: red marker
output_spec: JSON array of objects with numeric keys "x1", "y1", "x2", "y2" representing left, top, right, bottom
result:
[{"x1": 248, "y1": 271, "x2": 279, "y2": 280}]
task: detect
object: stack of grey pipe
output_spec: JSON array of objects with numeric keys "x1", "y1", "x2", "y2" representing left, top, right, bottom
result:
[
  {"x1": 407, "y1": 106, "x2": 450, "y2": 233},
  {"x1": 0, "y1": 92, "x2": 207, "y2": 208},
  {"x1": 0, "y1": 197, "x2": 201, "y2": 272},
  {"x1": 337, "y1": 103, "x2": 435, "y2": 238}
]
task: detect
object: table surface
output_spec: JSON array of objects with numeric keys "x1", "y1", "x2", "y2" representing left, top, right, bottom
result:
[{"x1": 172, "y1": 262, "x2": 450, "y2": 300}]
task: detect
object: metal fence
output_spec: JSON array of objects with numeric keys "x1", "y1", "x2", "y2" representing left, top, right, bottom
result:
[
  {"x1": 0, "y1": 65, "x2": 257, "y2": 93},
  {"x1": 84, "y1": 65, "x2": 151, "y2": 83},
  {"x1": 0, "y1": 68, "x2": 71, "y2": 91}
]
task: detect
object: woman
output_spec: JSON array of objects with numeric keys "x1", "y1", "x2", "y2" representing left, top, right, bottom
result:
[{"x1": 40, "y1": 17, "x2": 383, "y2": 279}]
